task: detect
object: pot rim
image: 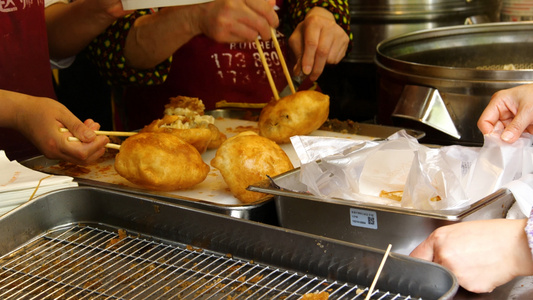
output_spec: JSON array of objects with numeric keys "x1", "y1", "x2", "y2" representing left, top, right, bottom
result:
[{"x1": 375, "y1": 22, "x2": 533, "y2": 81}]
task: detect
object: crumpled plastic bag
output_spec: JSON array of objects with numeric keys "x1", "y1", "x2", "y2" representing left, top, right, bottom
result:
[{"x1": 290, "y1": 130, "x2": 533, "y2": 211}]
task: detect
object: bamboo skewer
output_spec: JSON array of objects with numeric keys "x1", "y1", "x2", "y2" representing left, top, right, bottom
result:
[
  {"x1": 255, "y1": 37, "x2": 280, "y2": 100},
  {"x1": 59, "y1": 127, "x2": 137, "y2": 137},
  {"x1": 364, "y1": 244, "x2": 392, "y2": 300},
  {"x1": 67, "y1": 136, "x2": 121, "y2": 150},
  {"x1": 270, "y1": 27, "x2": 296, "y2": 95}
]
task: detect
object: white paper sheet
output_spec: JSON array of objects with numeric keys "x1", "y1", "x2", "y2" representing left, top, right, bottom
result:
[
  {"x1": 121, "y1": 0, "x2": 212, "y2": 10},
  {"x1": 0, "y1": 151, "x2": 77, "y2": 213}
]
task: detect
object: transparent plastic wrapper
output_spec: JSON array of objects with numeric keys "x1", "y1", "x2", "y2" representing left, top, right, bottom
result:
[{"x1": 290, "y1": 131, "x2": 533, "y2": 210}]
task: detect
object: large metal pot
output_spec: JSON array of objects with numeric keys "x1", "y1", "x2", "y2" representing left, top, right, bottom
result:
[
  {"x1": 375, "y1": 22, "x2": 533, "y2": 146},
  {"x1": 347, "y1": 0, "x2": 502, "y2": 63},
  {"x1": 323, "y1": 0, "x2": 501, "y2": 124}
]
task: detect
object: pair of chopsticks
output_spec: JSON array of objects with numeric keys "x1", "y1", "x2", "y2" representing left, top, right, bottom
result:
[
  {"x1": 255, "y1": 28, "x2": 296, "y2": 100},
  {"x1": 59, "y1": 128, "x2": 137, "y2": 150}
]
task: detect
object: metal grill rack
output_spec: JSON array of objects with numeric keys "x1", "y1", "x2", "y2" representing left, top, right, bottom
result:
[{"x1": 0, "y1": 224, "x2": 414, "y2": 300}]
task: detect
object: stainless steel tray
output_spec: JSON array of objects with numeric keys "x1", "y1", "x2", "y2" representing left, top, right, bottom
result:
[
  {"x1": 21, "y1": 112, "x2": 424, "y2": 224},
  {"x1": 21, "y1": 154, "x2": 278, "y2": 224},
  {"x1": 0, "y1": 187, "x2": 457, "y2": 299},
  {"x1": 249, "y1": 168, "x2": 516, "y2": 255}
]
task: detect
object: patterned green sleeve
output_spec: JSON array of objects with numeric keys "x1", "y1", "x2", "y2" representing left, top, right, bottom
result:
[
  {"x1": 85, "y1": 10, "x2": 172, "y2": 87},
  {"x1": 283, "y1": 0, "x2": 353, "y2": 51}
]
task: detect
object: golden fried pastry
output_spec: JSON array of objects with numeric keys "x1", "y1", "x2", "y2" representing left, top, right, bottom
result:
[
  {"x1": 140, "y1": 115, "x2": 213, "y2": 154},
  {"x1": 115, "y1": 132, "x2": 210, "y2": 191},
  {"x1": 211, "y1": 131, "x2": 294, "y2": 203},
  {"x1": 157, "y1": 96, "x2": 227, "y2": 151},
  {"x1": 258, "y1": 90, "x2": 329, "y2": 144},
  {"x1": 206, "y1": 123, "x2": 227, "y2": 149}
]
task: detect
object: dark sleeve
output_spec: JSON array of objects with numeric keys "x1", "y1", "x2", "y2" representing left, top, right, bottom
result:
[
  {"x1": 284, "y1": 0, "x2": 353, "y2": 48},
  {"x1": 85, "y1": 10, "x2": 172, "y2": 87}
]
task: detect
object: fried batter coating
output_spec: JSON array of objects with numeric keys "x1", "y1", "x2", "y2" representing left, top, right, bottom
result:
[
  {"x1": 115, "y1": 132, "x2": 210, "y2": 191},
  {"x1": 258, "y1": 90, "x2": 329, "y2": 143},
  {"x1": 140, "y1": 115, "x2": 213, "y2": 154},
  {"x1": 211, "y1": 131, "x2": 294, "y2": 203},
  {"x1": 153, "y1": 96, "x2": 227, "y2": 151}
]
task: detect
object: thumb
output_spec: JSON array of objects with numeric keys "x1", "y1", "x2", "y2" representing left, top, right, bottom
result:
[
  {"x1": 410, "y1": 238, "x2": 435, "y2": 262},
  {"x1": 63, "y1": 117, "x2": 97, "y2": 143},
  {"x1": 501, "y1": 117, "x2": 529, "y2": 143}
]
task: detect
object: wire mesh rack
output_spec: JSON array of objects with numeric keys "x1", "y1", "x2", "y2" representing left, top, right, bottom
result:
[{"x1": 0, "y1": 224, "x2": 417, "y2": 300}]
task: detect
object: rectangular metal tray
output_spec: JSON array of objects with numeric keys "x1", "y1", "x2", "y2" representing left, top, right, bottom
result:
[
  {"x1": 0, "y1": 187, "x2": 457, "y2": 299},
  {"x1": 249, "y1": 168, "x2": 516, "y2": 255},
  {"x1": 20, "y1": 112, "x2": 424, "y2": 224}
]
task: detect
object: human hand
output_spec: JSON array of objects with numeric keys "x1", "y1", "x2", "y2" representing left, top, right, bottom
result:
[
  {"x1": 477, "y1": 84, "x2": 533, "y2": 143},
  {"x1": 17, "y1": 97, "x2": 109, "y2": 165},
  {"x1": 410, "y1": 219, "x2": 533, "y2": 293},
  {"x1": 91, "y1": 0, "x2": 132, "y2": 20},
  {"x1": 288, "y1": 7, "x2": 350, "y2": 81},
  {"x1": 196, "y1": 0, "x2": 279, "y2": 43}
]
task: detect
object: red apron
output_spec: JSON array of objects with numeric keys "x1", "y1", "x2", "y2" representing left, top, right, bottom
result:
[{"x1": 0, "y1": 0, "x2": 55, "y2": 161}]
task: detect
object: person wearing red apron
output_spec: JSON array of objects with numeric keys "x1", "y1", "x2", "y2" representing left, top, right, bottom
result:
[
  {"x1": 0, "y1": 0, "x2": 58, "y2": 161},
  {"x1": 86, "y1": 0, "x2": 351, "y2": 131},
  {"x1": 0, "y1": 0, "x2": 123, "y2": 163}
]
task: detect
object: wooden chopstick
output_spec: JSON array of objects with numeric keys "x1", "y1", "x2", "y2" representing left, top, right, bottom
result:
[
  {"x1": 59, "y1": 127, "x2": 137, "y2": 137},
  {"x1": 270, "y1": 27, "x2": 295, "y2": 95},
  {"x1": 364, "y1": 244, "x2": 392, "y2": 300},
  {"x1": 67, "y1": 136, "x2": 121, "y2": 150},
  {"x1": 255, "y1": 37, "x2": 280, "y2": 100}
]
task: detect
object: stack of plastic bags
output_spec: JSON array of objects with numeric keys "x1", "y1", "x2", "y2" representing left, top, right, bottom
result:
[
  {"x1": 0, "y1": 150, "x2": 77, "y2": 216},
  {"x1": 290, "y1": 130, "x2": 533, "y2": 217}
]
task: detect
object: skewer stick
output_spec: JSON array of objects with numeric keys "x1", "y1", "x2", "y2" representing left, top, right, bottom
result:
[
  {"x1": 255, "y1": 37, "x2": 279, "y2": 100},
  {"x1": 67, "y1": 136, "x2": 121, "y2": 150},
  {"x1": 59, "y1": 127, "x2": 137, "y2": 137},
  {"x1": 271, "y1": 27, "x2": 295, "y2": 95},
  {"x1": 364, "y1": 244, "x2": 392, "y2": 300}
]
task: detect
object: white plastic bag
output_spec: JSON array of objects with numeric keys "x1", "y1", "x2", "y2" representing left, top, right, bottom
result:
[{"x1": 290, "y1": 130, "x2": 533, "y2": 211}]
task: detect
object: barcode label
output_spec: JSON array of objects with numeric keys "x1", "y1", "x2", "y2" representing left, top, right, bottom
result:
[{"x1": 350, "y1": 208, "x2": 378, "y2": 229}]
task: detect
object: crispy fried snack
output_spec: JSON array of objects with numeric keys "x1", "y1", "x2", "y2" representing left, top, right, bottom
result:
[
  {"x1": 211, "y1": 131, "x2": 294, "y2": 203},
  {"x1": 115, "y1": 132, "x2": 210, "y2": 191},
  {"x1": 141, "y1": 115, "x2": 213, "y2": 154},
  {"x1": 258, "y1": 90, "x2": 329, "y2": 144},
  {"x1": 150, "y1": 96, "x2": 227, "y2": 151}
]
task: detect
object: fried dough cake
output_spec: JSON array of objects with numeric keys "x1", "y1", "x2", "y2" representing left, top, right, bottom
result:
[
  {"x1": 141, "y1": 115, "x2": 213, "y2": 154},
  {"x1": 115, "y1": 132, "x2": 210, "y2": 191},
  {"x1": 141, "y1": 96, "x2": 226, "y2": 153},
  {"x1": 258, "y1": 90, "x2": 329, "y2": 143},
  {"x1": 164, "y1": 96, "x2": 226, "y2": 149},
  {"x1": 211, "y1": 131, "x2": 294, "y2": 203}
]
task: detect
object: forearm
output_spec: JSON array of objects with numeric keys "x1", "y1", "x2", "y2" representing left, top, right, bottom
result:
[
  {"x1": 124, "y1": 6, "x2": 203, "y2": 69},
  {"x1": 0, "y1": 90, "x2": 32, "y2": 130},
  {"x1": 45, "y1": 0, "x2": 118, "y2": 59}
]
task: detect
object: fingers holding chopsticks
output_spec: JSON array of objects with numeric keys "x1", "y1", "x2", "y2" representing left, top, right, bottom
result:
[
  {"x1": 59, "y1": 126, "x2": 133, "y2": 150},
  {"x1": 58, "y1": 127, "x2": 137, "y2": 137},
  {"x1": 56, "y1": 118, "x2": 111, "y2": 163}
]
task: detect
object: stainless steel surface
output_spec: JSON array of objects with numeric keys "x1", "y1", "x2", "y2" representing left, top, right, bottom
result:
[
  {"x1": 346, "y1": 0, "x2": 501, "y2": 63},
  {"x1": 20, "y1": 154, "x2": 278, "y2": 224},
  {"x1": 393, "y1": 85, "x2": 461, "y2": 139},
  {"x1": 0, "y1": 187, "x2": 458, "y2": 299},
  {"x1": 21, "y1": 112, "x2": 424, "y2": 224},
  {"x1": 375, "y1": 22, "x2": 533, "y2": 145},
  {"x1": 249, "y1": 168, "x2": 515, "y2": 255}
]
